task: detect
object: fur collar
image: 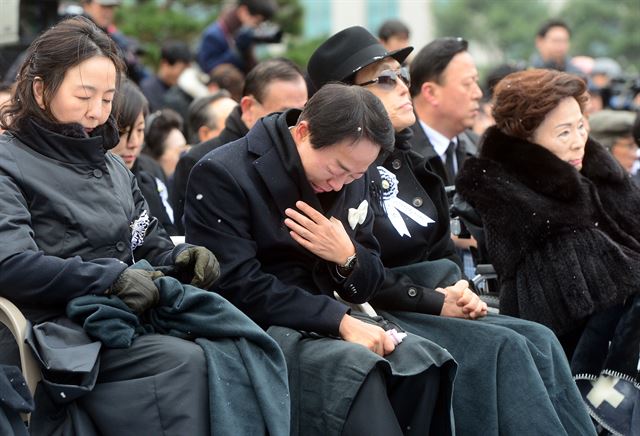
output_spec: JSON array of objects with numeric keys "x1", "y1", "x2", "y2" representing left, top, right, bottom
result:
[{"x1": 480, "y1": 126, "x2": 625, "y2": 201}]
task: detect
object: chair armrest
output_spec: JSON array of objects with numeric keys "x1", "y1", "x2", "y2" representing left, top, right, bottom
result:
[
  {"x1": 475, "y1": 264, "x2": 496, "y2": 276},
  {"x1": 333, "y1": 292, "x2": 378, "y2": 318},
  {"x1": 0, "y1": 297, "x2": 41, "y2": 396}
]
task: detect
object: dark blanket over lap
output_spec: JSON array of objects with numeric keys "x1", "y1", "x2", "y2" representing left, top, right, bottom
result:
[
  {"x1": 268, "y1": 313, "x2": 457, "y2": 436},
  {"x1": 65, "y1": 260, "x2": 290, "y2": 436}
]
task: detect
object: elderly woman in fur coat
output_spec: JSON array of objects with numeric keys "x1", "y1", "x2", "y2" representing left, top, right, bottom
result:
[{"x1": 457, "y1": 69, "x2": 640, "y2": 436}]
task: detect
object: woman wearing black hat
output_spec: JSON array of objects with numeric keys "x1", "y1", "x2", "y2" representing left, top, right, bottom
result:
[{"x1": 308, "y1": 26, "x2": 595, "y2": 435}]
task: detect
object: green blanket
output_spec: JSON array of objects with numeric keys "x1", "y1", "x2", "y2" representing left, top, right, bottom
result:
[{"x1": 67, "y1": 261, "x2": 290, "y2": 436}]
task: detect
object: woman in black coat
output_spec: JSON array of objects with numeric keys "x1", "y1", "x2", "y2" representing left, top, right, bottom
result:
[
  {"x1": 0, "y1": 17, "x2": 225, "y2": 434},
  {"x1": 111, "y1": 78, "x2": 179, "y2": 235},
  {"x1": 307, "y1": 27, "x2": 596, "y2": 436},
  {"x1": 457, "y1": 69, "x2": 640, "y2": 436}
]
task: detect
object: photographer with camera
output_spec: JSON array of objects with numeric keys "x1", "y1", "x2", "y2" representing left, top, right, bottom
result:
[{"x1": 197, "y1": 0, "x2": 280, "y2": 75}]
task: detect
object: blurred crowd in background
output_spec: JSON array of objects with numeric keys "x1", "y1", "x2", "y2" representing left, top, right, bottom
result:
[{"x1": 0, "y1": 0, "x2": 639, "y2": 235}]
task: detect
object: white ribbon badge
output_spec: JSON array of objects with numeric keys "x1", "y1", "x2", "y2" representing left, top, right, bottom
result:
[
  {"x1": 378, "y1": 166, "x2": 434, "y2": 237},
  {"x1": 130, "y1": 209, "x2": 150, "y2": 252},
  {"x1": 348, "y1": 200, "x2": 369, "y2": 230}
]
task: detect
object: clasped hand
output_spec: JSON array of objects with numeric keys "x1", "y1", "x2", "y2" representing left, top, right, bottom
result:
[
  {"x1": 437, "y1": 280, "x2": 488, "y2": 320},
  {"x1": 284, "y1": 201, "x2": 355, "y2": 264}
]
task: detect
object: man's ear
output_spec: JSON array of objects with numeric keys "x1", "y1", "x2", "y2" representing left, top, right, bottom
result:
[
  {"x1": 32, "y1": 77, "x2": 46, "y2": 109},
  {"x1": 198, "y1": 125, "x2": 215, "y2": 143},
  {"x1": 240, "y1": 95, "x2": 257, "y2": 129},
  {"x1": 291, "y1": 120, "x2": 310, "y2": 143},
  {"x1": 421, "y1": 81, "x2": 439, "y2": 106},
  {"x1": 240, "y1": 95, "x2": 253, "y2": 113}
]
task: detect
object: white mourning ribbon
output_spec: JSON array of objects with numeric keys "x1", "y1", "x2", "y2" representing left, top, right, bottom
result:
[
  {"x1": 130, "y1": 209, "x2": 150, "y2": 252},
  {"x1": 348, "y1": 200, "x2": 369, "y2": 230},
  {"x1": 378, "y1": 166, "x2": 434, "y2": 237}
]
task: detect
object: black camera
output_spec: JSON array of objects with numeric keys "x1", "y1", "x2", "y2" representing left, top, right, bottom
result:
[
  {"x1": 251, "y1": 23, "x2": 283, "y2": 44},
  {"x1": 604, "y1": 76, "x2": 640, "y2": 111}
]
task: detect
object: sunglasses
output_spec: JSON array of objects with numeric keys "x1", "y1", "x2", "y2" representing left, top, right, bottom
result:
[{"x1": 356, "y1": 67, "x2": 410, "y2": 90}]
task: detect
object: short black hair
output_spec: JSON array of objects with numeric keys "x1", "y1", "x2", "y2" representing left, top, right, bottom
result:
[
  {"x1": 378, "y1": 19, "x2": 410, "y2": 42},
  {"x1": 113, "y1": 78, "x2": 149, "y2": 139},
  {"x1": 160, "y1": 40, "x2": 192, "y2": 65},
  {"x1": 537, "y1": 19, "x2": 571, "y2": 38},
  {"x1": 187, "y1": 90, "x2": 232, "y2": 144},
  {"x1": 143, "y1": 109, "x2": 183, "y2": 159},
  {"x1": 239, "y1": 0, "x2": 277, "y2": 20},
  {"x1": 208, "y1": 63, "x2": 245, "y2": 102},
  {"x1": 409, "y1": 37, "x2": 468, "y2": 97},
  {"x1": 299, "y1": 83, "x2": 394, "y2": 153},
  {"x1": 243, "y1": 58, "x2": 304, "y2": 103}
]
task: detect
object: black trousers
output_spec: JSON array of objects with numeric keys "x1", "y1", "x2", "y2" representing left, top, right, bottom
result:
[
  {"x1": 79, "y1": 334, "x2": 210, "y2": 436},
  {"x1": 342, "y1": 365, "x2": 442, "y2": 436}
]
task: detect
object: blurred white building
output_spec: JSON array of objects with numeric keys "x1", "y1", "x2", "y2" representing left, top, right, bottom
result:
[{"x1": 300, "y1": 0, "x2": 435, "y2": 51}]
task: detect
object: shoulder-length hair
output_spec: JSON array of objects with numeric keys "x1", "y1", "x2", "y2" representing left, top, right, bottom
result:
[
  {"x1": 0, "y1": 16, "x2": 125, "y2": 132},
  {"x1": 492, "y1": 69, "x2": 588, "y2": 140}
]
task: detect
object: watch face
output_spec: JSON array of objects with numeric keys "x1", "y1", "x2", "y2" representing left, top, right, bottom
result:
[{"x1": 344, "y1": 254, "x2": 357, "y2": 269}]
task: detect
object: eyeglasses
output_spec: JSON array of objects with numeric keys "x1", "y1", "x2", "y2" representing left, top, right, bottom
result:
[{"x1": 356, "y1": 67, "x2": 410, "y2": 90}]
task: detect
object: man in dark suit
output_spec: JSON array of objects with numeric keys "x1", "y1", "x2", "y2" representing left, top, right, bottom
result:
[
  {"x1": 408, "y1": 37, "x2": 482, "y2": 186},
  {"x1": 408, "y1": 38, "x2": 483, "y2": 275},
  {"x1": 184, "y1": 84, "x2": 455, "y2": 435},
  {"x1": 171, "y1": 58, "x2": 308, "y2": 233}
]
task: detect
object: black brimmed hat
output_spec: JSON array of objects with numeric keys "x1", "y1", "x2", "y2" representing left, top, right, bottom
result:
[{"x1": 308, "y1": 26, "x2": 413, "y2": 90}]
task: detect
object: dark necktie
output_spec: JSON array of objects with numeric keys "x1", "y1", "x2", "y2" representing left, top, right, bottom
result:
[{"x1": 444, "y1": 140, "x2": 457, "y2": 185}]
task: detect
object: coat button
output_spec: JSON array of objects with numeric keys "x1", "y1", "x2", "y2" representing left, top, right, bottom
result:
[
  {"x1": 93, "y1": 169, "x2": 103, "y2": 178},
  {"x1": 412, "y1": 197, "x2": 423, "y2": 207},
  {"x1": 115, "y1": 241, "x2": 127, "y2": 252},
  {"x1": 391, "y1": 159, "x2": 401, "y2": 170},
  {"x1": 407, "y1": 287, "x2": 418, "y2": 297}
]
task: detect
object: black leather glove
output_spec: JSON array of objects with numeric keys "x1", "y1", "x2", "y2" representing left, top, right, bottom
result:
[
  {"x1": 175, "y1": 246, "x2": 220, "y2": 290},
  {"x1": 107, "y1": 268, "x2": 163, "y2": 314}
]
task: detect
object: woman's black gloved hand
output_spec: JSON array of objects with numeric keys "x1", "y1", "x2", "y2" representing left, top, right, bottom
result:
[
  {"x1": 107, "y1": 268, "x2": 164, "y2": 314},
  {"x1": 175, "y1": 246, "x2": 220, "y2": 290}
]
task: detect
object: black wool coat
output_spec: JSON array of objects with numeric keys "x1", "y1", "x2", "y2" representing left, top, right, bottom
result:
[
  {"x1": 172, "y1": 105, "x2": 248, "y2": 233},
  {"x1": 456, "y1": 126, "x2": 640, "y2": 334},
  {"x1": 184, "y1": 110, "x2": 385, "y2": 336},
  {"x1": 369, "y1": 129, "x2": 461, "y2": 314}
]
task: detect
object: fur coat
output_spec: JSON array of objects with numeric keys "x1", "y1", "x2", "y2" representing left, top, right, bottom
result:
[{"x1": 456, "y1": 126, "x2": 640, "y2": 334}]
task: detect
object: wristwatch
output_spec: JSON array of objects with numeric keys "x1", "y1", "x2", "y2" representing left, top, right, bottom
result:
[{"x1": 336, "y1": 253, "x2": 357, "y2": 277}]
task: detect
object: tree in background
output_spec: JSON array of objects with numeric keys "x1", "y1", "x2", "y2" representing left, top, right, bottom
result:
[
  {"x1": 432, "y1": 0, "x2": 638, "y2": 73},
  {"x1": 433, "y1": 0, "x2": 548, "y2": 64},
  {"x1": 560, "y1": 0, "x2": 639, "y2": 72},
  {"x1": 115, "y1": 0, "x2": 303, "y2": 70}
]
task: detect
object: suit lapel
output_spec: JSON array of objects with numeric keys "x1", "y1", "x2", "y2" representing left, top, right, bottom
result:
[{"x1": 409, "y1": 122, "x2": 440, "y2": 161}]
